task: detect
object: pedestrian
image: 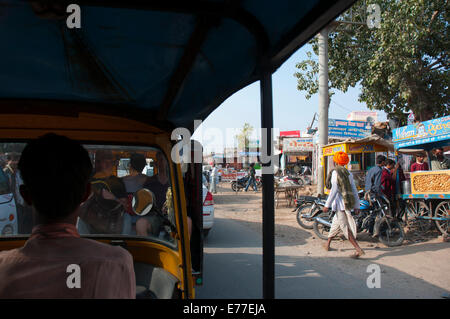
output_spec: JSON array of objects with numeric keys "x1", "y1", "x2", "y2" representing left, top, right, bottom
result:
[
  {"x1": 365, "y1": 155, "x2": 392, "y2": 237},
  {"x1": 365, "y1": 155, "x2": 386, "y2": 196},
  {"x1": 323, "y1": 151, "x2": 365, "y2": 259},
  {"x1": 381, "y1": 159, "x2": 396, "y2": 204},
  {"x1": 410, "y1": 154, "x2": 429, "y2": 172},
  {"x1": 3, "y1": 152, "x2": 33, "y2": 234},
  {"x1": 430, "y1": 148, "x2": 449, "y2": 170},
  {"x1": 209, "y1": 163, "x2": 218, "y2": 194},
  {"x1": 244, "y1": 163, "x2": 257, "y2": 192}
]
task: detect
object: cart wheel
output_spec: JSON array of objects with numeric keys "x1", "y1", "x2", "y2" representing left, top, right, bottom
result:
[
  {"x1": 434, "y1": 201, "x2": 450, "y2": 235},
  {"x1": 406, "y1": 200, "x2": 433, "y2": 232}
]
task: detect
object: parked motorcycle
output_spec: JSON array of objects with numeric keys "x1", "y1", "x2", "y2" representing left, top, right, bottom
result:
[
  {"x1": 313, "y1": 192, "x2": 405, "y2": 247},
  {"x1": 231, "y1": 175, "x2": 250, "y2": 192},
  {"x1": 293, "y1": 195, "x2": 327, "y2": 229}
]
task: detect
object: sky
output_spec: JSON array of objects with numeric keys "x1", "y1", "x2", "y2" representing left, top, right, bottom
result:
[{"x1": 192, "y1": 44, "x2": 387, "y2": 154}]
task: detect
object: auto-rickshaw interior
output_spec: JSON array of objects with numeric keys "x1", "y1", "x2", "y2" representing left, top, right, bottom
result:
[{"x1": 0, "y1": 142, "x2": 188, "y2": 299}]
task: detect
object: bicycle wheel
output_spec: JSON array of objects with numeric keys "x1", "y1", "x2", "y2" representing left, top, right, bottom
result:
[
  {"x1": 434, "y1": 201, "x2": 450, "y2": 235},
  {"x1": 405, "y1": 200, "x2": 433, "y2": 232}
]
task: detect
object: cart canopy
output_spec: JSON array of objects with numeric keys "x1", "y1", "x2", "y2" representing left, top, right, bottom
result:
[
  {"x1": 323, "y1": 134, "x2": 395, "y2": 152},
  {"x1": 393, "y1": 116, "x2": 450, "y2": 151}
]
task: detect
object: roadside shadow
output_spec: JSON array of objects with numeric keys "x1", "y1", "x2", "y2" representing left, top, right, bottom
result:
[
  {"x1": 196, "y1": 251, "x2": 449, "y2": 299},
  {"x1": 357, "y1": 241, "x2": 450, "y2": 260}
]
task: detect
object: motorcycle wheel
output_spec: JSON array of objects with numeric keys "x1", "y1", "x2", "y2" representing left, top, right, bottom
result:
[
  {"x1": 378, "y1": 217, "x2": 405, "y2": 247},
  {"x1": 296, "y1": 204, "x2": 316, "y2": 229},
  {"x1": 231, "y1": 181, "x2": 238, "y2": 192},
  {"x1": 296, "y1": 178, "x2": 304, "y2": 187},
  {"x1": 313, "y1": 212, "x2": 331, "y2": 240}
]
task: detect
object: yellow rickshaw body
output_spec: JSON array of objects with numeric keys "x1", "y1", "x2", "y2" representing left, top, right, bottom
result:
[{"x1": 0, "y1": 112, "x2": 194, "y2": 298}]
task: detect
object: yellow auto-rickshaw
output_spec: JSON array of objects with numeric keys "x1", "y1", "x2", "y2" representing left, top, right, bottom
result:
[{"x1": 0, "y1": 0, "x2": 359, "y2": 299}]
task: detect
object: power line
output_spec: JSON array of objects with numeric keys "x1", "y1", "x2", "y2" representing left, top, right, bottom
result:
[{"x1": 330, "y1": 98, "x2": 353, "y2": 112}]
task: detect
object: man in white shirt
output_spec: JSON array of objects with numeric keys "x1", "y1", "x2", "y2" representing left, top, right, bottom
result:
[
  {"x1": 323, "y1": 151, "x2": 365, "y2": 258},
  {"x1": 209, "y1": 164, "x2": 218, "y2": 194}
]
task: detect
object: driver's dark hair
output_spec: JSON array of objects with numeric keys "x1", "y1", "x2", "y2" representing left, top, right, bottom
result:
[
  {"x1": 18, "y1": 133, "x2": 93, "y2": 220},
  {"x1": 376, "y1": 155, "x2": 387, "y2": 165}
]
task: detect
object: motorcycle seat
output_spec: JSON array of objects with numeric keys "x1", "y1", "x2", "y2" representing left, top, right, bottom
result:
[{"x1": 298, "y1": 195, "x2": 317, "y2": 202}]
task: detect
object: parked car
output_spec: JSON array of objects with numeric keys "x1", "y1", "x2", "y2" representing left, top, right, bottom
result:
[
  {"x1": 0, "y1": 169, "x2": 17, "y2": 235},
  {"x1": 202, "y1": 183, "x2": 214, "y2": 237}
]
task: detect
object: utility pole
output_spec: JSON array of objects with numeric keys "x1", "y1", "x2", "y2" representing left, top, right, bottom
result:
[
  {"x1": 317, "y1": 26, "x2": 329, "y2": 195},
  {"x1": 315, "y1": 2, "x2": 372, "y2": 194}
]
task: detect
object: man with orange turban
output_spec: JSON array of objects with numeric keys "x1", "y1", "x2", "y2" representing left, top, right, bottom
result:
[{"x1": 323, "y1": 151, "x2": 365, "y2": 258}]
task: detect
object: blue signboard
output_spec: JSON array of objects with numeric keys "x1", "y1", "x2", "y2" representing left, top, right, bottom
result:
[
  {"x1": 392, "y1": 116, "x2": 450, "y2": 149},
  {"x1": 328, "y1": 119, "x2": 372, "y2": 139}
]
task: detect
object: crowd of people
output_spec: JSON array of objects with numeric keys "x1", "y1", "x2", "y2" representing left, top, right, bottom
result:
[{"x1": 77, "y1": 150, "x2": 170, "y2": 237}]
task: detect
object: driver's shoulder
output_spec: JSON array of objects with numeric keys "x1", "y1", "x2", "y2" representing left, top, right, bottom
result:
[{"x1": 72, "y1": 237, "x2": 133, "y2": 263}]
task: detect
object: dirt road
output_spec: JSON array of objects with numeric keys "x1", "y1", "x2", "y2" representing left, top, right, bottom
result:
[{"x1": 210, "y1": 182, "x2": 450, "y2": 297}]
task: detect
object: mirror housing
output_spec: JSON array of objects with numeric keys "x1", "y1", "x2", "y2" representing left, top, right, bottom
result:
[{"x1": 132, "y1": 188, "x2": 155, "y2": 216}]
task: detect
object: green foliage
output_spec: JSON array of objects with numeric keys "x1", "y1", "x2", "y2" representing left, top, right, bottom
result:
[
  {"x1": 235, "y1": 123, "x2": 254, "y2": 150},
  {"x1": 294, "y1": 0, "x2": 449, "y2": 122}
]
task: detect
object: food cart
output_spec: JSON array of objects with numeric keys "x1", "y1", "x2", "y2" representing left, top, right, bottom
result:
[
  {"x1": 321, "y1": 135, "x2": 394, "y2": 194},
  {"x1": 392, "y1": 115, "x2": 450, "y2": 235}
]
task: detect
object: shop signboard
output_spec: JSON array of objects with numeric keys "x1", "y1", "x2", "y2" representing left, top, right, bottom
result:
[
  {"x1": 323, "y1": 144, "x2": 345, "y2": 156},
  {"x1": 282, "y1": 138, "x2": 314, "y2": 152},
  {"x1": 280, "y1": 130, "x2": 301, "y2": 137},
  {"x1": 392, "y1": 115, "x2": 450, "y2": 149},
  {"x1": 328, "y1": 119, "x2": 371, "y2": 139},
  {"x1": 347, "y1": 143, "x2": 386, "y2": 154}
]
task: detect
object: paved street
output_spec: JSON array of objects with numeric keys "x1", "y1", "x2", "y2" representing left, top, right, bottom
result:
[{"x1": 195, "y1": 185, "x2": 450, "y2": 299}]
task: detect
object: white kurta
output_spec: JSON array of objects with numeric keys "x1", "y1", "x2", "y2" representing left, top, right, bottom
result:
[
  {"x1": 325, "y1": 170, "x2": 360, "y2": 239},
  {"x1": 325, "y1": 170, "x2": 360, "y2": 211}
]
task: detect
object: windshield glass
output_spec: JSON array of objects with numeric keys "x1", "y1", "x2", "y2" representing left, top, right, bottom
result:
[{"x1": 0, "y1": 143, "x2": 177, "y2": 249}]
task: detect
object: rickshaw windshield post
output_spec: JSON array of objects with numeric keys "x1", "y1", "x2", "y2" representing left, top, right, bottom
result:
[{"x1": 260, "y1": 69, "x2": 275, "y2": 299}]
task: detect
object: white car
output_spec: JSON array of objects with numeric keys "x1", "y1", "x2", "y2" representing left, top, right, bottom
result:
[
  {"x1": 202, "y1": 183, "x2": 214, "y2": 237},
  {"x1": 0, "y1": 170, "x2": 17, "y2": 236}
]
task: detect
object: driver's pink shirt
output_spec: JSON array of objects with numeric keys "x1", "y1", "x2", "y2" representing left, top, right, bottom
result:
[{"x1": 0, "y1": 223, "x2": 136, "y2": 299}]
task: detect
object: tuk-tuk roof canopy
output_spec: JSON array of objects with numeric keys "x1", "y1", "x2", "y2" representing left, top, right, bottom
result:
[{"x1": 0, "y1": 0, "x2": 354, "y2": 131}]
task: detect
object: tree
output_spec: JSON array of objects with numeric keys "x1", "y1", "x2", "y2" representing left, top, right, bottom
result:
[
  {"x1": 235, "y1": 123, "x2": 254, "y2": 150},
  {"x1": 294, "y1": 0, "x2": 449, "y2": 123}
]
